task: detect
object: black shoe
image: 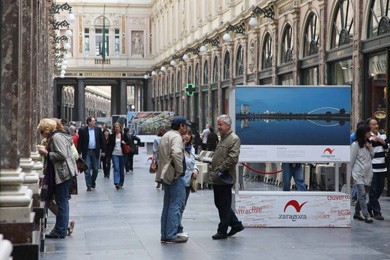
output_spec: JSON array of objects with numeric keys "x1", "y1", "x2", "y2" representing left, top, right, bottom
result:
[
  {"x1": 87, "y1": 187, "x2": 92, "y2": 191},
  {"x1": 365, "y1": 217, "x2": 374, "y2": 223},
  {"x1": 115, "y1": 185, "x2": 120, "y2": 190},
  {"x1": 45, "y1": 233, "x2": 65, "y2": 239},
  {"x1": 91, "y1": 184, "x2": 96, "y2": 189},
  {"x1": 367, "y1": 206, "x2": 374, "y2": 217},
  {"x1": 353, "y1": 214, "x2": 364, "y2": 221},
  {"x1": 227, "y1": 225, "x2": 245, "y2": 237},
  {"x1": 163, "y1": 236, "x2": 188, "y2": 244},
  {"x1": 212, "y1": 232, "x2": 227, "y2": 240},
  {"x1": 373, "y1": 214, "x2": 384, "y2": 220}
]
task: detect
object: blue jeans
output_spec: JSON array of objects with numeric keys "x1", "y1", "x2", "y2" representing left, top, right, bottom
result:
[
  {"x1": 178, "y1": 186, "x2": 191, "y2": 234},
  {"x1": 84, "y1": 150, "x2": 100, "y2": 188},
  {"x1": 112, "y1": 155, "x2": 125, "y2": 186},
  {"x1": 53, "y1": 179, "x2": 71, "y2": 236},
  {"x1": 282, "y1": 163, "x2": 307, "y2": 191},
  {"x1": 161, "y1": 178, "x2": 186, "y2": 240},
  {"x1": 355, "y1": 184, "x2": 370, "y2": 218},
  {"x1": 367, "y1": 172, "x2": 386, "y2": 215}
]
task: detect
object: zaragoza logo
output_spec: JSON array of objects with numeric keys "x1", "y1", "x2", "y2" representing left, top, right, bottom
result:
[
  {"x1": 283, "y1": 200, "x2": 308, "y2": 212},
  {"x1": 280, "y1": 200, "x2": 308, "y2": 221},
  {"x1": 323, "y1": 148, "x2": 335, "y2": 154}
]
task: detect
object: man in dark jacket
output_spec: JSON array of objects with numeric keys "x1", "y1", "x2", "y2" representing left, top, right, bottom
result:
[
  {"x1": 206, "y1": 127, "x2": 219, "y2": 151},
  {"x1": 210, "y1": 115, "x2": 244, "y2": 240},
  {"x1": 77, "y1": 117, "x2": 106, "y2": 191}
]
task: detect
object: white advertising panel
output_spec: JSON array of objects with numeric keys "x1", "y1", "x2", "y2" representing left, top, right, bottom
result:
[
  {"x1": 235, "y1": 191, "x2": 351, "y2": 227},
  {"x1": 229, "y1": 85, "x2": 351, "y2": 163}
]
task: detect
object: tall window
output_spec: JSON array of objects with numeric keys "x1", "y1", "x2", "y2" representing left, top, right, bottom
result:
[
  {"x1": 171, "y1": 74, "x2": 175, "y2": 93},
  {"x1": 195, "y1": 63, "x2": 200, "y2": 86},
  {"x1": 188, "y1": 65, "x2": 192, "y2": 84},
  {"x1": 281, "y1": 24, "x2": 293, "y2": 64},
  {"x1": 236, "y1": 45, "x2": 244, "y2": 76},
  {"x1": 177, "y1": 72, "x2": 181, "y2": 92},
  {"x1": 331, "y1": 0, "x2": 354, "y2": 48},
  {"x1": 84, "y1": 28, "x2": 90, "y2": 56},
  {"x1": 114, "y1": 29, "x2": 120, "y2": 56},
  {"x1": 262, "y1": 33, "x2": 272, "y2": 69},
  {"x1": 223, "y1": 51, "x2": 230, "y2": 80},
  {"x1": 203, "y1": 60, "x2": 209, "y2": 84},
  {"x1": 368, "y1": 0, "x2": 390, "y2": 37},
  {"x1": 303, "y1": 12, "x2": 319, "y2": 57},
  {"x1": 213, "y1": 56, "x2": 219, "y2": 82},
  {"x1": 95, "y1": 28, "x2": 109, "y2": 56}
]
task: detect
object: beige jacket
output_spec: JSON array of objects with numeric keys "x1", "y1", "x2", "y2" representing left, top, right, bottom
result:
[
  {"x1": 156, "y1": 130, "x2": 184, "y2": 185},
  {"x1": 49, "y1": 132, "x2": 77, "y2": 184},
  {"x1": 210, "y1": 130, "x2": 240, "y2": 185}
]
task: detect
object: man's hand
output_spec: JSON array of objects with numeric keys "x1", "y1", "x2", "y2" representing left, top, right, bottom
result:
[{"x1": 101, "y1": 152, "x2": 106, "y2": 157}]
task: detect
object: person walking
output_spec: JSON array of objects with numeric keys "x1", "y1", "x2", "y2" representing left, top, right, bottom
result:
[
  {"x1": 206, "y1": 126, "x2": 219, "y2": 151},
  {"x1": 124, "y1": 127, "x2": 141, "y2": 174},
  {"x1": 37, "y1": 118, "x2": 77, "y2": 238},
  {"x1": 101, "y1": 129, "x2": 111, "y2": 178},
  {"x1": 281, "y1": 163, "x2": 307, "y2": 191},
  {"x1": 107, "y1": 123, "x2": 130, "y2": 189},
  {"x1": 200, "y1": 123, "x2": 210, "y2": 150},
  {"x1": 77, "y1": 117, "x2": 106, "y2": 191},
  {"x1": 366, "y1": 117, "x2": 388, "y2": 220},
  {"x1": 158, "y1": 116, "x2": 191, "y2": 244},
  {"x1": 177, "y1": 128, "x2": 198, "y2": 238},
  {"x1": 351, "y1": 124, "x2": 374, "y2": 223},
  {"x1": 210, "y1": 115, "x2": 244, "y2": 240}
]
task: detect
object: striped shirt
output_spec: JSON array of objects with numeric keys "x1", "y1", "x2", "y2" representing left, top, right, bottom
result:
[{"x1": 369, "y1": 132, "x2": 388, "y2": 173}]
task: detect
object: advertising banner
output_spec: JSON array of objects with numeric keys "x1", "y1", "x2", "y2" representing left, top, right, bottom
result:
[
  {"x1": 230, "y1": 85, "x2": 351, "y2": 163},
  {"x1": 235, "y1": 191, "x2": 351, "y2": 227}
]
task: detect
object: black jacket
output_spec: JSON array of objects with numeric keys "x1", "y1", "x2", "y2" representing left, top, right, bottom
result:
[
  {"x1": 77, "y1": 126, "x2": 106, "y2": 159},
  {"x1": 107, "y1": 133, "x2": 131, "y2": 156},
  {"x1": 128, "y1": 134, "x2": 141, "y2": 155}
]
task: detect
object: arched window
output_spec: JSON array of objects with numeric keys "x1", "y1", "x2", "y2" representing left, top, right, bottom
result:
[
  {"x1": 331, "y1": 0, "x2": 354, "y2": 48},
  {"x1": 281, "y1": 24, "x2": 293, "y2": 64},
  {"x1": 195, "y1": 63, "x2": 200, "y2": 86},
  {"x1": 262, "y1": 33, "x2": 272, "y2": 69},
  {"x1": 213, "y1": 56, "x2": 219, "y2": 82},
  {"x1": 303, "y1": 12, "x2": 319, "y2": 57},
  {"x1": 223, "y1": 51, "x2": 230, "y2": 80},
  {"x1": 171, "y1": 74, "x2": 175, "y2": 93},
  {"x1": 236, "y1": 45, "x2": 244, "y2": 76},
  {"x1": 188, "y1": 65, "x2": 192, "y2": 84},
  {"x1": 368, "y1": 0, "x2": 390, "y2": 37},
  {"x1": 203, "y1": 60, "x2": 209, "y2": 84}
]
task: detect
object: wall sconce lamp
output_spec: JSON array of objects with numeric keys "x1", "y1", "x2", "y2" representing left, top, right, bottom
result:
[
  {"x1": 66, "y1": 12, "x2": 76, "y2": 23},
  {"x1": 64, "y1": 29, "x2": 73, "y2": 37},
  {"x1": 252, "y1": 5, "x2": 275, "y2": 20},
  {"x1": 64, "y1": 42, "x2": 71, "y2": 50},
  {"x1": 170, "y1": 60, "x2": 177, "y2": 66},
  {"x1": 50, "y1": 19, "x2": 70, "y2": 30},
  {"x1": 199, "y1": 36, "x2": 220, "y2": 53},
  {"x1": 223, "y1": 22, "x2": 245, "y2": 42},
  {"x1": 182, "y1": 54, "x2": 189, "y2": 61},
  {"x1": 161, "y1": 66, "x2": 167, "y2": 72},
  {"x1": 144, "y1": 74, "x2": 150, "y2": 79},
  {"x1": 50, "y1": 2, "x2": 72, "y2": 14},
  {"x1": 151, "y1": 71, "x2": 156, "y2": 76},
  {"x1": 54, "y1": 35, "x2": 68, "y2": 43}
]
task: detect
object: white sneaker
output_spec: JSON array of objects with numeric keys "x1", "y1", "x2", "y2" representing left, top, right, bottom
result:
[{"x1": 177, "y1": 232, "x2": 189, "y2": 238}]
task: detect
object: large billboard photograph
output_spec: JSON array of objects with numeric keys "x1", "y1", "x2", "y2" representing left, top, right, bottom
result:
[
  {"x1": 230, "y1": 86, "x2": 351, "y2": 163},
  {"x1": 127, "y1": 111, "x2": 174, "y2": 135}
]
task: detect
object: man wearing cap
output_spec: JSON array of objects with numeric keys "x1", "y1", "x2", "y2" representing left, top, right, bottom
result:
[
  {"x1": 210, "y1": 114, "x2": 244, "y2": 240},
  {"x1": 158, "y1": 116, "x2": 191, "y2": 244}
]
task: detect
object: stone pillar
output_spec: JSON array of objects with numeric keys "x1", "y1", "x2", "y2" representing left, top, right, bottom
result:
[
  {"x1": 318, "y1": 0, "x2": 327, "y2": 85},
  {"x1": 75, "y1": 79, "x2": 85, "y2": 122},
  {"x1": 18, "y1": 0, "x2": 40, "y2": 201},
  {"x1": 0, "y1": 0, "x2": 34, "y2": 242},
  {"x1": 119, "y1": 79, "x2": 128, "y2": 114}
]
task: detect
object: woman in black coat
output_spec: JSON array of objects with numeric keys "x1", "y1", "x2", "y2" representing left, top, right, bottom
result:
[{"x1": 124, "y1": 127, "x2": 141, "y2": 174}]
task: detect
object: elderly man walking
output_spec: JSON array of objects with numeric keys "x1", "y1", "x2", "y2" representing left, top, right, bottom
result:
[
  {"x1": 210, "y1": 114, "x2": 244, "y2": 240},
  {"x1": 157, "y1": 116, "x2": 191, "y2": 244}
]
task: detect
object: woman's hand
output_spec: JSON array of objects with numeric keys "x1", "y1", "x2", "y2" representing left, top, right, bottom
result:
[
  {"x1": 38, "y1": 149, "x2": 48, "y2": 156},
  {"x1": 191, "y1": 169, "x2": 199, "y2": 179},
  {"x1": 121, "y1": 140, "x2": 126, "y2": 144}
]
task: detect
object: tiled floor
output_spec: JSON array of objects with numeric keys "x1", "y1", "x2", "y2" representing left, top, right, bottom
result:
[{"x1": 41, "y1": 163, "x2": 390, "y2": 260}]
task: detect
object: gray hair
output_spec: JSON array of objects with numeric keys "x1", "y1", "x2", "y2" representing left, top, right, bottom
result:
[
  {"x1": 69, "y1": 125, "x2": 76, "y2": 133},
  {"x1": 217, "y1": 114, "x2": 231, "y2": 126}
]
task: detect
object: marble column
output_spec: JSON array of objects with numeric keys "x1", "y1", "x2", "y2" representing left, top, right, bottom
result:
[
  {"x1": 75, "y1": 79, "x2": 86, "y2": 122},
  {"x1": 119, "y1": 79, "x2": 128, "y2": 114},
  {"x1": 18, "y1": 0, "x2": 40, "y2": 198},
  {"x1": 0, "y1": 0, "x2": 34, "y2": 236}
]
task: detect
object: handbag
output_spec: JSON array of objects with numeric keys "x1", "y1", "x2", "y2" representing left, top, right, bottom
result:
[
  {"x1": 149, "y1": 158, "x2": 157, "y2": 174},
  {"x1": 122, "y1": 143, "x2": 132, "y2": 154},
  {"x1": 76, "y1": 157, "x2": 88, "y2": 173},
  {"x1": 69, "y1": 176, "x2": 78, "y2": 195}
]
